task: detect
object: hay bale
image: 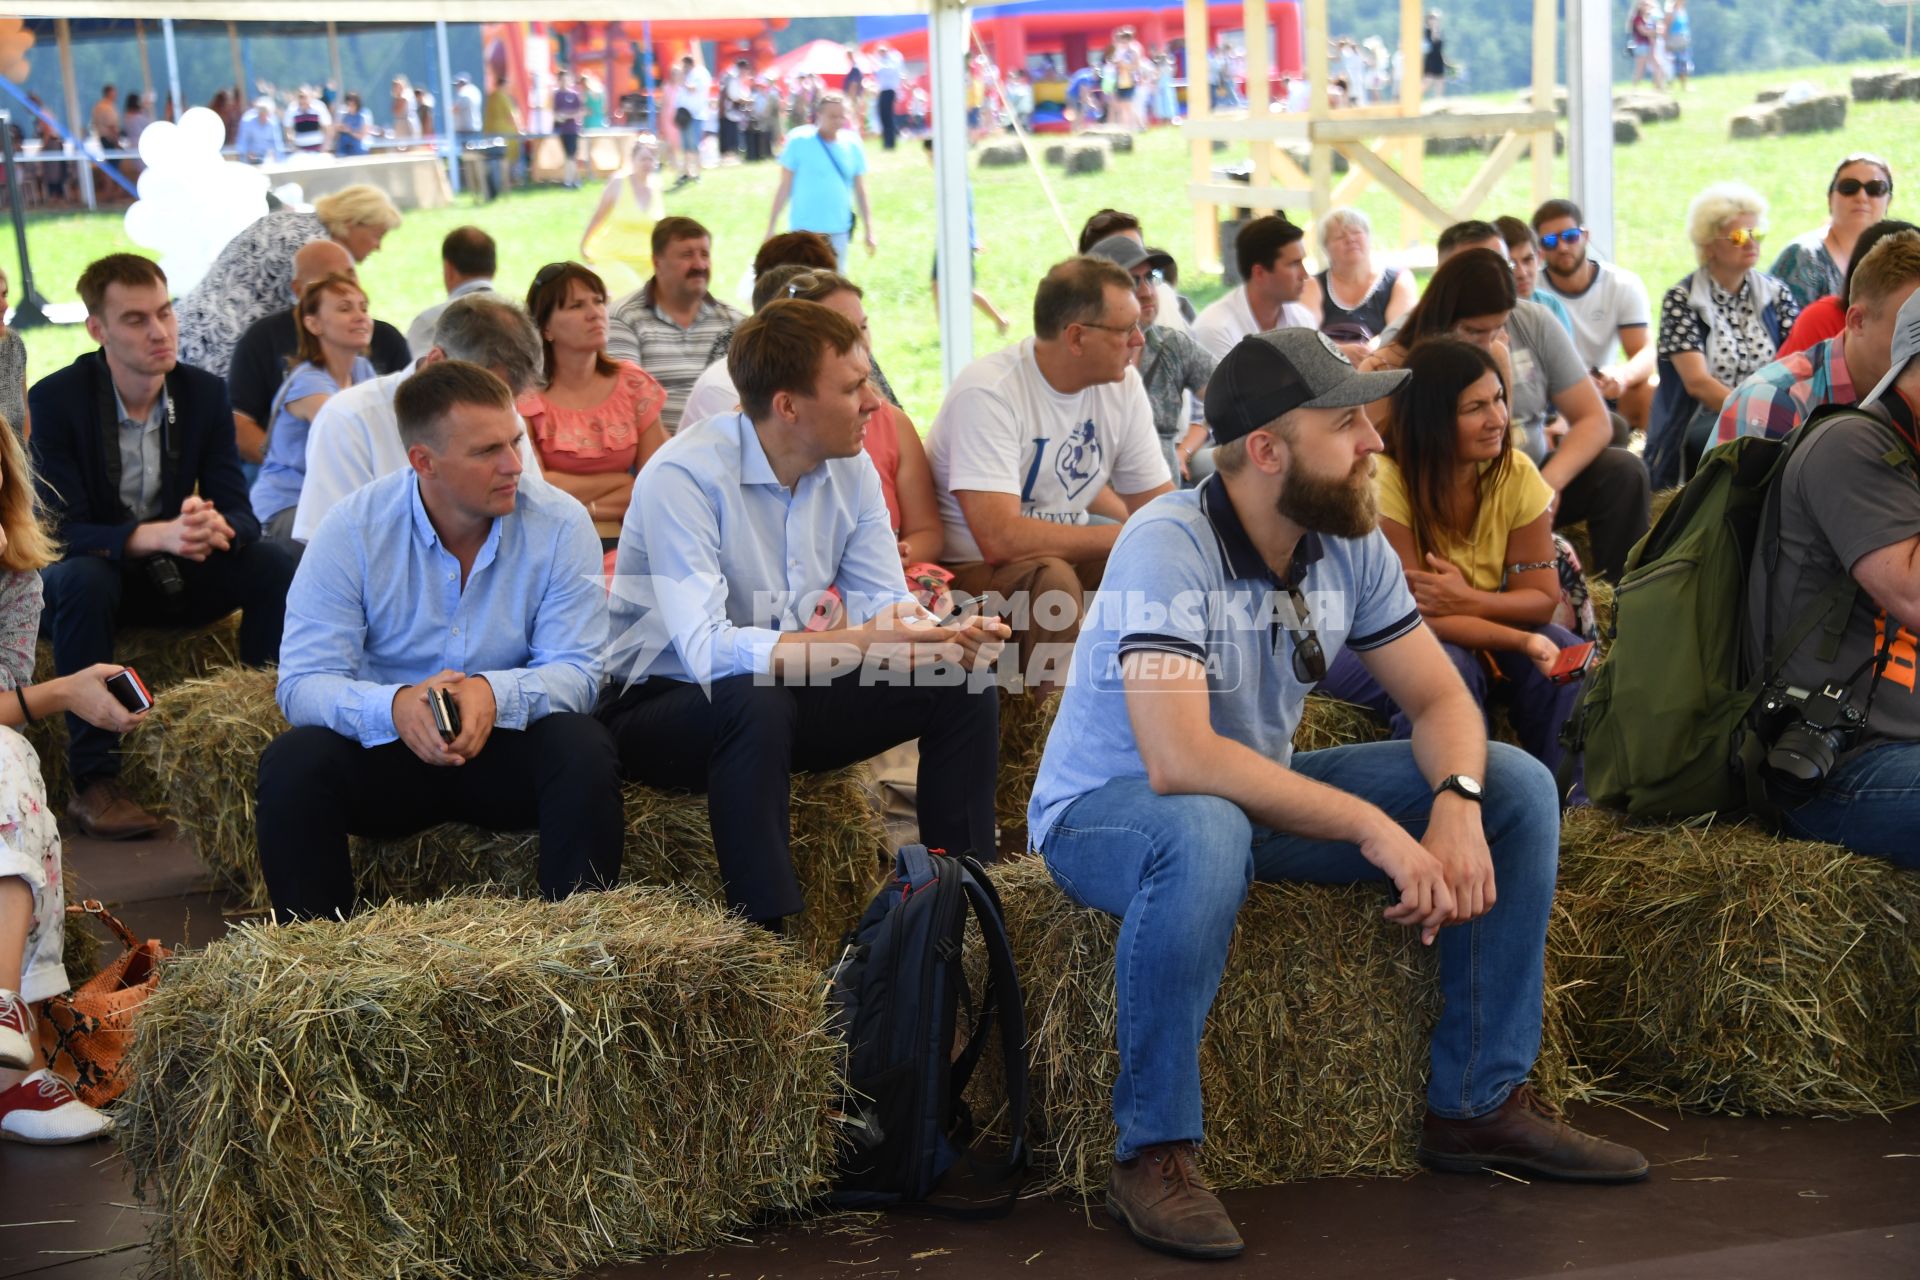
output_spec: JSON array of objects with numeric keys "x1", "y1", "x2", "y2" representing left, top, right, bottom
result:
[
  {"x1": 996, "y1": 690, "x2": 1060, "y2": 852},
  {"x1": 1292, "y1": 694, "x2": 1389, "y2": 753},
  {"x1": 1612, "y1": 91, "x2": 1679, "y2": 123},
  {"x1": 118, "y1": 887, "x2": 838, "y2": 1280},
  {"x1": 1728, "y1": 104, "x2": 1779, "y2": 140},
  {"x1": 1893, "y1": 72, "x2": 1920, "y2": 102},
  {"x1": 24, "y1": 613, "x2": 243, "y2": 805},
  {"x1": 975, "y1": 141, "x2": 1024, "y2": 167},
  {"x1": 1611, "y1": 113, "x2": 1642, "y2": 145},
  {"x1": 1057, "y1": 141, "x2": 1108, "y2": 174},
  {"x1": 58, "y1": 905, "x2": 102, "y2": 985},
  {"x1": 1080, "y1": 127, "x2": 1134, "y2": 154},
  {"x1": 978, "y1": 858, "x2": 1572, "y2": 1194},
  {"x1": 1777, "y1": 93, "x2": 1847, "y2": 134},
  {"x1": 1755, "y1": 87, "x2": 1788, "y2": 104},
  {"x1": 1549, "y1": 809, "x2": 1920, "y2": 1113},
  {"x1": 1851, "y1": 70, "x2": 1902, "y2": 101},
  {"x1": 135, "y1": 667, "x2": 888, "y2": 965}
]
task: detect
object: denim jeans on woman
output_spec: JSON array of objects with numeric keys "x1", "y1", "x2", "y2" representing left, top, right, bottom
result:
[
  {"x1": 1779, "y1": 741, "x2": 1920, "y2": 868},
  {"x1": 1038, "y1": 739, "x2": 1560, "y2": 1160}
]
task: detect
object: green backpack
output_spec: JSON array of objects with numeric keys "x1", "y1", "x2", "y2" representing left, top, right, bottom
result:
[{"x1": 1564, "y1": 401, "x2": 1908, "y2": 819}]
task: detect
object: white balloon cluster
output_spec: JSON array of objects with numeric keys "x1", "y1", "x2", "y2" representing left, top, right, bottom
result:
[{"x1": 123, "y1": 107, "x2": 270, "y2": 296}]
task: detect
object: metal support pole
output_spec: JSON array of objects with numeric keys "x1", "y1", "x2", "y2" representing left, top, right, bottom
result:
[
  {"x1": 929, "y1": 0, "x2": 974, "y2": 388},
  {"x1": 0, "y1": 112, "x2": 51, "y2": 329},
  {"x1": 327, "y1": 22, "x2": 346, "y2": 97},
  {"x1": 135, "y1": 20, "x2": 155, "y2": 114},
  {"x1": 436, "y1": 20, "x2": 461, "y2": 195},
  {"x1": 162, "y1": 19, "x2": 184, "y2": 123},
  {"x1": 228, "y1": 21, "x2": 246, "y2": 93},
  {"x1": 641, "y1": 22, "x2": 657, "y2": 133},
  {"x1": 55, "y1": 19, "x2": 93, "y2": 211},
  {"x1": 1566, "y1": 0, "x2": 1615, "y2": 261}
]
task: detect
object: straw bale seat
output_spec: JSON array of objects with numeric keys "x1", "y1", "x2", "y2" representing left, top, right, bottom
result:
[
  {"x1": 976, "y1": 856, "x2": 1574, "y2": 1195},
  {"x1": 975, "y1": 141, "x2": 1025, "y2": 167},
  {"x1": 131, "y1": 666, "x2": 890, "y2": 965},
  {"x1": 118, "y1": 888, "x2": 838, "y2": 1280},
  {"x1": 1548, "y1": 808, "x2": 1920, "y2": 1114},
  {"x1": 23, "y1": 612, "x2": 242, "y2": 805}
]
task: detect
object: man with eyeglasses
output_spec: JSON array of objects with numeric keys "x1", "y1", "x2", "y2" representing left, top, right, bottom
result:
[
  {"x1": 1531, "y1": 199, "x2": 1657, "y2": 433},
  {"x1": 927, "y1": 256, "x2": 1174, "y2": 691},
  {"x1": 1026, "y1": 327, "x2": 1648, "y2": 1261},
  {"x1": 1085, "y1": 235, "x2": 1215, "y2": 486}
]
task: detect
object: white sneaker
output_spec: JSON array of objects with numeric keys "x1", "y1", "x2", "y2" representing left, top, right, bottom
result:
[
  {"x1": 0, "y1": 1069, "x2": 113, "y2": 1144},
  {"x1": 0, "y1": 989, "x2": 31, "y2": 1070}
]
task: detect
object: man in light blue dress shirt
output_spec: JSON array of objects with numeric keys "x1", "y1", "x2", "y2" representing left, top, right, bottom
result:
[
  {"x1": 257, "y1": 361, "x2": 623, "y2": 920},
  {"x1": 598, "y1": 300, "x2": 1008, "y2": 930}
]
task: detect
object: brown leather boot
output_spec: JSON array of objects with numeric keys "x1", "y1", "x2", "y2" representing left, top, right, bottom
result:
[
  {"x1": 68, "y1": 778, "x2": 163, "y2": 841},
  {"x1": 1420, "y1": 1084, "x2": 1649, "y2": 1183},
  {"x1": 1106, "y1": 1141, "x2": 1244, "y2": 1260}
]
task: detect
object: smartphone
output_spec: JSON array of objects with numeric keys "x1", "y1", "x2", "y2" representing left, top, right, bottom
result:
[
  {"x1": 428, "y1": 686, "x2": 462, "y2": 743},
  {"x1": 105, "y1": 668, "x2": 153, "y2": 713},
  {"x1": 1549, "y1": 641, "x2": 1598, "y2": 685}
]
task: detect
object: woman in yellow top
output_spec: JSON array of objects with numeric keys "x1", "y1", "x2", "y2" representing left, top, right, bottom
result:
[
  {"x1": 1321, "y1": 338, "x2": 1585, "y2": 791},
  {"x1": 579, "y1": 134, "x2": 662, "y2": 291}
]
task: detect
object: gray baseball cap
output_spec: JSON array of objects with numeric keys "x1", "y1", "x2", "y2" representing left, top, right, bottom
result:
[
  {"x1": 1086, "y1": 233, "x2": 1174, "y2": 275},
  {"x1": 1204, "y1": 328, "x2": 1408, "y2": 444},
  {"x1": 1863, "y1": 286, "x2": 1920, "y2": 408}
]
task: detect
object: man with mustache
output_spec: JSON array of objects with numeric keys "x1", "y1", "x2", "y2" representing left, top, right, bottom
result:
[
  {"x1": 1026, "y1": 329, "x2": 1647, "y2": 1261},
  {"x1": 605, "y1": 216, "x2": 744, "y2": 433}
]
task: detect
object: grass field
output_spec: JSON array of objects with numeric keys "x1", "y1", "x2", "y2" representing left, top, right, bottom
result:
[{"x1": 3, "y1": 59, "x2": 1912, "y2": 426}]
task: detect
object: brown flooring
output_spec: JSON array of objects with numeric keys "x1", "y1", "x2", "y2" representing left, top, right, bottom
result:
[{"x1": 4, "y1": 827, "x2": 1917, "y2": 1280}]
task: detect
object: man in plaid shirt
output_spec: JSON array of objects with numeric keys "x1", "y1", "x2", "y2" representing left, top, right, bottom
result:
[{"x1": 1716, "y1": 231, "x2": 1920, "y2": 445}]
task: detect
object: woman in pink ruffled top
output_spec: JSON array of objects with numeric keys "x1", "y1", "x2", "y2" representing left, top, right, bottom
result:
[{"x1": 519, "y1": 262, "x2": 670, "y2": 536}]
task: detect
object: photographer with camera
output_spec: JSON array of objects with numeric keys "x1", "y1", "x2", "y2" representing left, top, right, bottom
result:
[
  {"x1": 1752, "y1": 285, "x2": 1920, "y2": 866},
  {"x1": 28, "y1": 255, "x2": 295, "y2": 840}
]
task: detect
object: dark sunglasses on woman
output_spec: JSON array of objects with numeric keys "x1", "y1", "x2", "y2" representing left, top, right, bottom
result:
[{"x1": 1834, "y1": 178, "x2": 1893, "y2": 199}]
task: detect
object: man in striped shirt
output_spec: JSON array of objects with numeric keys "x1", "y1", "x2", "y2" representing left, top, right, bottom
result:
[{"x1": 605, "y1": 216, "x2": 744, "y2": 432}]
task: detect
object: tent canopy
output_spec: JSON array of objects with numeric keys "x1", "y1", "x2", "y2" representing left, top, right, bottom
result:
[{"x1": 16, "y1": 2, "x2": 929, "y2": 20}]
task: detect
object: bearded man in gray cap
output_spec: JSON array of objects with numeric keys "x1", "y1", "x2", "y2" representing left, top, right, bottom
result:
[{"x1": 1025, "y1": 328, "x2": 1648, "y2": 1262}]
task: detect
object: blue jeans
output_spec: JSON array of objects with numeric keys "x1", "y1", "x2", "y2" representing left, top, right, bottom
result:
[
  {"x1": 1319, "y1": 625, "x2": 1585, "y2": 799},
  {"x1": 1780, "y1": 741, "x2": 1920, "y2": 867},
  {"x1": 1039, "y1": 740, "x2": 1559, "y2": 1160},
  {"x1": 824, "y1": 230, "x2": 851, "y2": 274}
]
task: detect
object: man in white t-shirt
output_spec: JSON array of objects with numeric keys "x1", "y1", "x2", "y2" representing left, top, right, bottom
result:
[
  {"x1": 292, "y1": 295, "x2": 544, "y2": 542},
  {"x1": 928, "y1": 256, "x2": 1174, "y2": 689},
  {"x1": 1532, "y1": 198, "x2": 1656, "y2": 432},
  {"x1": 1192, "y1": 215, "x2": 1318, "y2": 362}
]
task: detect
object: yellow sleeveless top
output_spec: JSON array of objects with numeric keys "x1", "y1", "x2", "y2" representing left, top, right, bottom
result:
[{"x1": 585, "y1": 173, "x2": 658, "y2": 270}]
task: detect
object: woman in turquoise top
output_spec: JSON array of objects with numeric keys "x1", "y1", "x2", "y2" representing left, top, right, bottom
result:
[
  {"x1": 250, "y1": 272, "x2": 376, "y2": 545},
  {"x1": 1769, "y1": 154, "x2": 1895, "y2": 310}
]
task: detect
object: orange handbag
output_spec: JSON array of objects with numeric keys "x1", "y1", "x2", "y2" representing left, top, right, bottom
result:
[{"x1": 36, "y1": 900, "x2": 170, "y2": 1107}]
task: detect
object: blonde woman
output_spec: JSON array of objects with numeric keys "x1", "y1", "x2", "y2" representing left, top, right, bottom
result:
[
  {"x1": 0, "y1": 425, "x2": 137, "y2": 1143},
  {"x1": 580, "y1": 134, "x2": 663, "y2": 290},
  {"x1": 175, "y1": 183, "x2": 403, "y2": 378}
]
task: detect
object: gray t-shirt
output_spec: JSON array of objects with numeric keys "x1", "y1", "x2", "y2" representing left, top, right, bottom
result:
[
  {"x1": 1751, "y1": 405, "x2": 1920, "y2": 750},
  {"x1": 1506, "y1": 298, "x2": 1588, "y2": 463}
]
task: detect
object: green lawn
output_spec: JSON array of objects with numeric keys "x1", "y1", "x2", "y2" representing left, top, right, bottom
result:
[{"x1": 4, "y1": 59, "x2": 1911, "y2": 427}]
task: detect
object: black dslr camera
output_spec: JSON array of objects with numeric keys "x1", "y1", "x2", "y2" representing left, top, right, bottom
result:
[{"x1": 1755, "y1": 682, "x2": 1866, "y2": 798}]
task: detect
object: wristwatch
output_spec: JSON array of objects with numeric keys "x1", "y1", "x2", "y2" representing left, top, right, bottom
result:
[{"x1": 1434, "y1": 774, "x2": 1484, "y2": 803}]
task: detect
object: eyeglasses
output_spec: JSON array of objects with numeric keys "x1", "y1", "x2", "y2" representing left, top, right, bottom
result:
[
  {"x1": 1079, "y1": 319, "x2": 1145, "y2": 338},
  {"x1": 1723, "y1": 227, "x2": 1766, "y2": 248},
  {"x1": 1538, "y1": 227, "x2": 1586, "y2": 250},
  {"x1": 1834, "y1": 178, "x2": 1893, "y2": 199},
  {"x1": 1279, "y1": 587, "x2": 1326, "y2": 683}
]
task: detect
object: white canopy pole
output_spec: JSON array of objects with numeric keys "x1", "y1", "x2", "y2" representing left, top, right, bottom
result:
[
  {"x1": 1565, "y1": 0, "x2": 1614, "y2": 260},
  {"x1": 928, "y1": 0, "x2": 973, "y2": 388},
  {"x1": 436, "y1": 19, "x2": 461, "y2": 194},
  {"x1": 162, "y1": 18, "x2": 185, "y2": 121}
]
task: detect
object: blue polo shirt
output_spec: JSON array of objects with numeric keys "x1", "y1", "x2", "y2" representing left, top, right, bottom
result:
[{"x1": 1027, "y1": 474, "x2": 1422, "y2": 849}]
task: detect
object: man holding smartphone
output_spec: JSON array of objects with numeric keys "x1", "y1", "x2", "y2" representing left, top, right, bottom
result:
[{"x1": 256, "y1": 361, "x2": 622, "y2": 921}]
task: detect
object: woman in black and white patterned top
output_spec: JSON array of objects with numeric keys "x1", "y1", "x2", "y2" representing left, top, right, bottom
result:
[{"x1": 1648, "y1": 182, "x2": 1800, "y2": 483}]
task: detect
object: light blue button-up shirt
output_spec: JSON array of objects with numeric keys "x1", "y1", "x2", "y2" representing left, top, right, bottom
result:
[
  {"x1": 279, "y1": 467, "x2": 606, "y2": 746},
  {"x1": 604, "y1": 411, "x2": 914, "y2": 689}
]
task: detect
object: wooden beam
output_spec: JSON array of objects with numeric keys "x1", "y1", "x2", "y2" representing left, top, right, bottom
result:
[
  {"x1": 1185, "y1": 0, "x2": 1219, "y2": 271},
  {"x1": 1311, "y1": 109, "x2": 1555, "y2": 142},
  {"x1": 1455, "y1": 129, "x2": 1529, "y2": 215},
  {"x1": 1304, "y1": 0, "x2": 1330, "y2": 117},
  {"x1": 56, "y1": 17, "x2": 94, "y2": 209},
  {"x1": 1187, "y1": 183, "x2": 1313, "y2": 209},
  {"x1": 228, "y1": 22, "x2": 246, "y2": 92},
  {"x1": 1399, "y1": 0, "x2": 1424, "y2": 249},
  {"x1": 1531, "y1": 0, "x2": 1556, "y2": 204},
  {"x1": 1335, "y1": 143, "x2": 1455, "y2": 232},
  {"x1": 134, "y1": 19, "x2": 154, "y2": 111},
  {"x1": 1328, "y1": 161, "x2": 1377, "y2": 205},
  {"x1": 1182, "y1": 115, "x2": 1312, "y2": 144},
  {"x1": 1241, "y1": 0, "x2": 1272, "y2": 188}
]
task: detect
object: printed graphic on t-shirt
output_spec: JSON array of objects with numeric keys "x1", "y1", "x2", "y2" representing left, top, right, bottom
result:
[{"x1": 1052, "y1": 419, "x2": 1102, "y2": 502}]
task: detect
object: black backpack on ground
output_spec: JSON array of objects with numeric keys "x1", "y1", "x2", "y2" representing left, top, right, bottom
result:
[{"x1": 826, "y1": 844, "x2": 1029, "y2": 1212}]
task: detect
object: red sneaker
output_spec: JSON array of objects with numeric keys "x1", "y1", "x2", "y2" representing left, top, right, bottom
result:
[
  {"x1": 0, "y1": 1070, "x2": 113, "y2": 1145},
  {"x1": 0, "y1": 989, "x2": 31, "y2": 1070}
]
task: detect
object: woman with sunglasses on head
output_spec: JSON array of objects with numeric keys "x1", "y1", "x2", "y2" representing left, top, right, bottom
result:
[
  {"x1": 1321, "y1": 338, "x2": 1584, "y2": 790},
  {"x1": 520, "y1": 263, "x2": 670, "y2": 539},
  {"x1": 1646, "y1": 183, "x2": 1799, "y2": 486},
  {"x1": 1770, "y1": 155, "x2": 1895, "y2": 312},
  {"x1": 1357, "y1": 247, "x2": 1515, "y2": 439}
]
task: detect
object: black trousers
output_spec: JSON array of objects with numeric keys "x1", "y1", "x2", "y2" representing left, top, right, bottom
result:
[
  {"x1": 256, "y1": 713, "x2": 624, "y2": 921},
  {"x1": 599, "y1": 671, "x2": 1000, "y2": 922},
  {"x1": 1554, "y1": 446, "x2": 1651, "y2": 584},
  {"x1": 878, "y1": 88, "x2": 898, "y2": 148},
  {"x1": 39, "y1": 541, "x2": 296, "y2": 786}
]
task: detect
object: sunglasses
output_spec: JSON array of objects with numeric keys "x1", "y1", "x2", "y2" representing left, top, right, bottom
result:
[
  {"x1": 1129, "y1": 268, "x2": 1165, "y2": 291},
  {"x1": 1724, "y1": 227, "x2": 1766, "y2": 248},
  {"x1": 531, "y1": 261, "x2": 572, "y2": 290},
  {"x1": 1834, "y1": 178, "x2": 1893, "y2": 199},
  {"x1": 1278, "y1": 587, "x2": 1327, "y2": 684},
  {"x1": 1539, "y1": 227, "x2": 1586, "y2": 250}
]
